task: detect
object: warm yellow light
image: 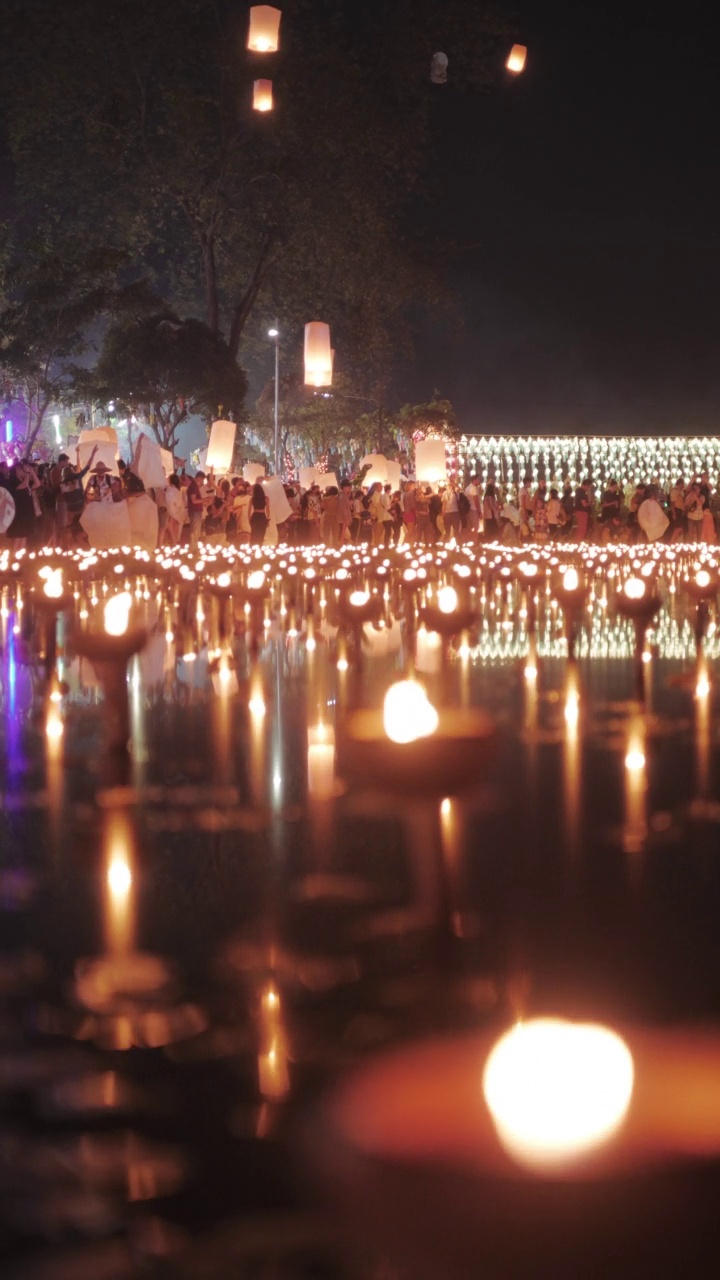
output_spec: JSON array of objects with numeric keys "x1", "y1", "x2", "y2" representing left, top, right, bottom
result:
[
  {"x1": 108, "y1": 855, "x2": 132, "y2": 898},
  {"x1": 625, "y1": 748, "x2": 646, "y2": 773},
  {"x1": 349, "y1": 590, "x2": 370, "y2": 607},
  {"x1": 624, "y1": 577, "x2": 646, "y2": 601},
  {"x1": 247, "y1": 4, "x2": 281, "y2": 52},
  {"x1": 104, "y1": 592, "x2": 133, "y2": 636},
  {"x1": 563, "y1": 568, "x2": 579, "y2": 592},
  {"x1": 43, "y1": 571, "x2": 63, "y2": 599},
  {"x1": 46, "y1": 710, "x2": 64, "y2": 741},
  {"x1": 506, "y1": 43, "x2": 527, "y2": 73},
  {"x1": 247, "y1": 570, "x2": 266, "y2": 591},
  {"x1": 696, "y1": 676, "x2": 711, "y2": 699},
  {"x1": 483, "y1": 1018, "x2": 634, "y2": 1170},
  {"x1": 253, "y1": 79, "x2": 274, "y2": 111},
  {"x1": 383, "y1": 680, "x2": 439, "y2": 745},
  {"x1": 695, "y1": 570, "x2": 711, "y2": 589},
  {"x1": 437, "y1": 585, "x2": 459, "y2": 614},
  {"x1": 564, "y1": 691, "x2": 580, "y2": 728}
]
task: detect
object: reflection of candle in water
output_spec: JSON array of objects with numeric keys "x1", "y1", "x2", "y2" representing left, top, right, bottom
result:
[
  {"x1": 308, "y1": 722, "x2": 336, "y2": 800},
  {"x1": 383, "y1": 680, "x2": 439, "y2": 744},
  {"x1": 483, "y1": 1018, "x2": 634, "y2": 1171},
  {"x1": 258, "y1": 980, "x2": 290, "y2": 1103},
  {"x1": 415, "y1": 625, "x2": 442, "y2": 674},
  {"x1": 104, "y1": 592, "x2": 132, "y2": 636},
  {"x1": 624, "y1": 718, "x2": 648, "y2": 854},
  {"x1": 104, "y1": 810, "x2": 135, "y2": 956},
  {"x1": 43, "y1": 570, "x2": 63, "y2": 599},
  {"x1": 248, "y1": 667, "x2": 267, "y2": 806},
  {"x1": 563, "y1": 667, "x2": 581, "y2": 856},
  {"x1": 695, "y1": 657, "x2": 711, "y2": 798}
]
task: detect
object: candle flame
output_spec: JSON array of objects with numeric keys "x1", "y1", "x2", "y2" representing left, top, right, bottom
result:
[
  {"x1": 624, "y1": 577, "x2": 646, "y2": 601},
  {"x1": 437, "y1": 585, "x2": 459, "y2": 614},
  {"x1": 563, "y1": 568, "x2": 579, "y2": 592},
  {"x1": 104, "y1": 592, "x2": 133, "y2": 636},
  {"x1": 43, "y1": 570, "x2": 64, "y2": 600},
  {"x1": 483, "y1": 1018, "x2": 634, "y2": 1170},
  {"x1": 383, "y1": 680, "x2": 439, "y2": 745}
]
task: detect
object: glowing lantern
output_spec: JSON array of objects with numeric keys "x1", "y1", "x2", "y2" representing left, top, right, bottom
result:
[
  {"x1": 253, "y1": 79, "x2": 274, "y2": 112},
  {"x1": 506, "y1": 44, "x2": 527, "y2": 73},
  {"x1": 206, "y1": 420, "x2": 237, "y2": 473},
  {"x1": 247, "y1": 5, "x2": 281, "y2": 53},
  {"x1": 383, "y1": 680, "x2": 439, "y2": 745},
  {"x1": 415, "y1": 437, "x2": 448, "y2": 485},
  {"x1": 304, "y1": 322, "x2": 333, "y2": 388}
]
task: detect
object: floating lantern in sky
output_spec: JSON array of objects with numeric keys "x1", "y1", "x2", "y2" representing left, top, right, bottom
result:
[
  {"x1": 415, "y1": 437, "x2": 448, "y2": 485},
  {"x1": 253, "y1": 79, "x2": 274, "y2": 112},
  {"x1": 430, "y1": 52, "x2": 448, "y2": 84},
  {"x1": 304, "y1": 322, "x2": 333, "y2": 388},
  {"x1": 247, "y1": 5, "x2": 281, "y2": 53},
  {"x1": 483, "y1": 1017, "x2": 634, "y2": 1171},
  {"x1": 506, "y1": 43, "x2": 527, "y2": 73}
]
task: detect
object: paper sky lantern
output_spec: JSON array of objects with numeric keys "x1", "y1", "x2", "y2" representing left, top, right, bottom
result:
[
  {"x1": 243, "y1": 462, "x2": 266, "y2": 485},
  {"x1": 506, "y1": 44, "x2": 527, "y2": 73},
  {"x1": 80, "y1": 426, "x2": 118, "y2": 446},
  {"x1": 264, "y1": 475, "x2": 293, "y2": 525},
  {"x1": 304, "y1": 322, "x2": 333, "y2": 388},
  {"x1": 132, "y1": 434, "x2": 167, "y2": 490},
  {"x1": 159, "y1": 447, "x2": 174, "y2": 478},
  {"x1": 298, "y1": 466, "x2": 322, "y2": 490},
  {"x1": 247, "y1": 5, "x2": 281, "y2": 53},
  {"x1": 77, "y1": 438, "x2": 118, "y2": 479},
  {"x1": 253, "y1": 80, "x2": 273, "y2": 112},
  {"x1": 359, "y1": 454, "x2": 389, "y2": 489},
  {"x1": 206, "y1": 420, "x2": 237, "y2": 473},
  {"x1": 415, "y1": 437, "x2": 448, "y2": 485},
  {"x1": 430, "y1": 52, "x2": 448, "y2": 84}
]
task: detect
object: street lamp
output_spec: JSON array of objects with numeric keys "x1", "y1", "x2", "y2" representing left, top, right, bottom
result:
[{"x1": 268, "y1": 323, "x2": 280, "y2": 476}]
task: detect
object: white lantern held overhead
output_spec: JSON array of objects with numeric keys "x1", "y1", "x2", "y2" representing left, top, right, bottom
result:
[
  {"x1": 304, "y1": 321, "x2": 333, "y2": 388},
  {"x1": 206, "y1": 420, "x2": 237, "y2": 474},
  {"x1": 253, "y1": 80, "x2": 274, "y2": 112},
  {"x1": 506, "y1": 43, "x2": 527, "y2": 73},
  {"x1": 247, "y1": 5, "x2": 281, "y2": 53},
  {"x1": 415, "y1": 437, "x2": 448, "y2": 486}
]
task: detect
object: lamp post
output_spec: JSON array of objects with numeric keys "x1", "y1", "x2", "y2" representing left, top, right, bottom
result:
[{"x1": 268, "y1": 323, "x2": 280, "y2": 476}]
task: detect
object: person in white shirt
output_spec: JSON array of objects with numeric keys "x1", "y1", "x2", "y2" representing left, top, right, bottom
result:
[{"x1": 442, "y1": 481, "x2": 461, "y2": 542}]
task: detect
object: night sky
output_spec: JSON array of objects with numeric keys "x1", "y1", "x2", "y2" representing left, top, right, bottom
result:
[{"x1": 419, "y1": 0, "x2": 720, "y2": 435}]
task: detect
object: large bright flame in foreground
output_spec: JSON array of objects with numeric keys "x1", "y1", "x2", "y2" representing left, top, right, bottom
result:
[
  {"x1": 483, "y1": 1018, "x2": 634, "y2": 1171},
  {"x1": 383, "y1": 680, "x2": 439, "y2": 745}
]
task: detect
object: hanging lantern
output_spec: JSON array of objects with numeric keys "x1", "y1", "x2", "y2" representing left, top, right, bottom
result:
[
  {"x1": 253, "y1": 79, "x2": 274, "y2": 112},
  {"x1": 304, "y1": 322, "x2": 333, "y2": 388},
  {"x1": 506, "y1": 44, "x2": 527, "y2": 73},
  {"x1": 247, "y1": 5, "x2": 281, "y2": 53}
]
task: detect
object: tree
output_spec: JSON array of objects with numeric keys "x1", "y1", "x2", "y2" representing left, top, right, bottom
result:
[
  {"x1": 0, "y1": 0, "x2": 512, "y2": 402},
  {"x1": 0, "y1": 236, "x2": 120, "y2": 451},
  {"x1": 86, "y1": 312, "x2": 248, "y2": 452}
]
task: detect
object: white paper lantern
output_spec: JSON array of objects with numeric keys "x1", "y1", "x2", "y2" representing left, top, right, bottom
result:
[
  {"x1": 77, "y1": 439, "x2": 118, "y2": 479},
  {"x1": 132, "y1": 434, "x2": 167, "y2": 490},
  {"x1": 264, "y1": 475, "x2": 293, "y2": 525},
  {"x1": 304, "y1": 322, "x2": 333, "y2": 388},
  {"x1": 415, "y1": 438, "x2": 447, "y2": 485},
  {"x1": 253, "y1": 80, "x2": 273, "y2": 112},
  {"x1": 299, "y1": 466, "x2": 322, "y2": 490},
  {"x1": 247, "y1": 5, "x2": 281, "y2": 53},
  {"x1": 243, "y1": 462, "x2": 266, "y2": 485},
  {"x1": 206, "y1": 420, "x2": 237, "y2": 473}
]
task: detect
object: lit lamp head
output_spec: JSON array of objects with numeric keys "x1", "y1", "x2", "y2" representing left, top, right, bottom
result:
[{"x1": 686, "y1": 567, "x2": 718, "y2": 604}]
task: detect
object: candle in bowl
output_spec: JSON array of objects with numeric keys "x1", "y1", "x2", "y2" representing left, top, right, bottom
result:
[
  {"x1": 554, "y1": 567, "x2": 588, "y2": 662},
  {"x1": 616, "y1": 577, "x2": 661, "y2": 702},
  {"x1": 73, "y1": 592, "x2": 149, "y2": 755},
  {"x1": 309, "y1": 1019, "x2": 720, "y2": 1278}
]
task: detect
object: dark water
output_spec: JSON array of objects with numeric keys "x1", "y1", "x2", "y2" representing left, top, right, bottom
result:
[{"x1": 0, "y1": 577, "x2": 719, "y2": 1277}]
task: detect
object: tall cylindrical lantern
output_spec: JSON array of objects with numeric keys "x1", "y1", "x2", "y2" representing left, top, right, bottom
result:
[
  {"x1": 304, "y1": 322, "x2": 333, "y2": 388},
  {"x1": 253, "y1": 80, "x2": 274, "y2": 112},
  {"x1": 247, "y1": 6, "x2": 281, "y2": 53},
  {"x1": 506, "y1": 43, "x2": 527, "y2": 73}
]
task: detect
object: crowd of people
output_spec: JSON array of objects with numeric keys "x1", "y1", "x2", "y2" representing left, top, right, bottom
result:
[{"x1": 2, "y1": 449, "x2": 719, "y2": 551}]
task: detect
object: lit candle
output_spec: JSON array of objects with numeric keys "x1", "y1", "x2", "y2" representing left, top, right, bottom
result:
[
  {"x1": 482, "y1": 1018, "x2": 634, "y2": 1171},
  {"x1": 307, "y1": 722, "x2": 336, "y2": 801},
  {"x1": 383, "y1": 680, "x2": 439, "y2": 745},
  {"x1": 624, "y1": 715, "x2": 648, "y2": 855},
  {"x1": 104, "y1": 809, "x2": 135, "y2": 956},
  {"x1": 104, "y1": 592, "x2": 133, "y2": 636}
]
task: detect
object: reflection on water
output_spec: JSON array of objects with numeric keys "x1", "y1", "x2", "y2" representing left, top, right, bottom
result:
[{"x1": 1, "y1": 542, "x2": 719, "y2": 1274}]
